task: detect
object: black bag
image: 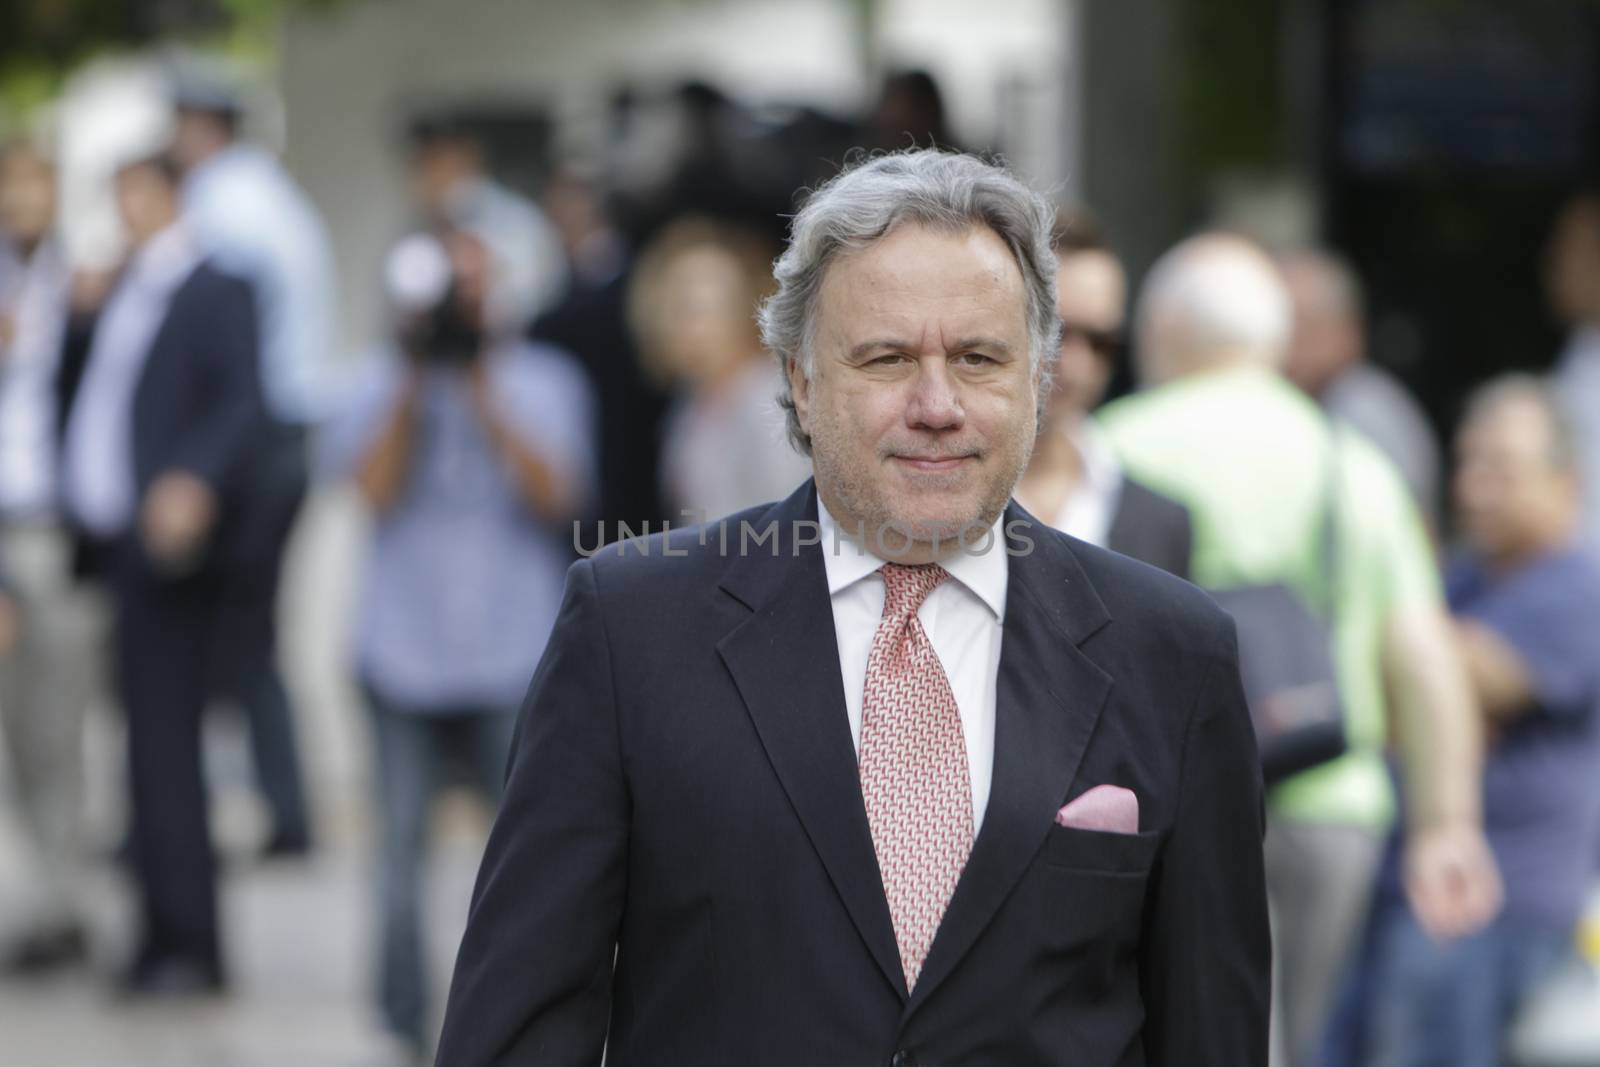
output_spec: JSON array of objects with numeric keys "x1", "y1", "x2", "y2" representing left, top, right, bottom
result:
[{"x1": 1209, "y1": 423, "x2": 1348, "y2": 787}]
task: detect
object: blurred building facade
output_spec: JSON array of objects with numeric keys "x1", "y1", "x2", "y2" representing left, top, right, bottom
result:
[
  {"x1": 274, "y1": 0, "x2": 1075, "y2": 358},
  {"x1": 1082, "y1": 0, "x2": 1600, "y2": 431},
  {"x1": 7, "y1": 0, "x2": 1600, "y2": 1061},
  {"x1": 20, "y1": 0, "x2": 1600, "y2": 441}
]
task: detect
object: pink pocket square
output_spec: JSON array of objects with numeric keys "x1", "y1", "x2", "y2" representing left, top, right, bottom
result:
[{"x1": 1055, "y1": 785, "x2": 1140, "y2": 835}]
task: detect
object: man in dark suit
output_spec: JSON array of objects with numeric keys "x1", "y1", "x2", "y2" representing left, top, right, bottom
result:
[
  {"x1": 60, "y1": 152, "x2": 265, "y2": 994},
  {"x1": 437, "y1": 150, "x2": 1268, "y2": 1065},
  {"x1": 173, "y1": 85, "x2": 329, "y2": 857},
  {"x1": 531, "y1": 169, "x2": 669, "y2": 538},
  {"x1": 1015, "y1": 211, "x2": 1191, "y2": 579}
]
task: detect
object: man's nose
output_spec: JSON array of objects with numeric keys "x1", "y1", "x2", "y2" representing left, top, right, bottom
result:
[{"x1": 905, "y1": 356, "x2": 964, "y2": 431}]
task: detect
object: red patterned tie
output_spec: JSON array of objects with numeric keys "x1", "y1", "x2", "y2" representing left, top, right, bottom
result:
[{"x1": 858, "y1": 562, "x2": 974, "y2": 991}]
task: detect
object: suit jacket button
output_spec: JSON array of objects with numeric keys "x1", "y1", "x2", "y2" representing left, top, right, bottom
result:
[{"x1": 891, "y1": 1052, "x2": 915, "y2": 1067}]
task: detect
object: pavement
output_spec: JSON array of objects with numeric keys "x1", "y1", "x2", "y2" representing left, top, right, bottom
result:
[{"x1": 0, "y1": 492, "x2": 490, "y2": 1067}]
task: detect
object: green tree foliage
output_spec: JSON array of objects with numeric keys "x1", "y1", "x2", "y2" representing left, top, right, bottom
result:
[{"x1": 0, "y1": 0, "x2": 350, "y2": 114}]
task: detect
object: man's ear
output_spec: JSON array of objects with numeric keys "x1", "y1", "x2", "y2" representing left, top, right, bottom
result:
[{"x1": 787, "y1": 355, "x2": 812, "y2": 433}]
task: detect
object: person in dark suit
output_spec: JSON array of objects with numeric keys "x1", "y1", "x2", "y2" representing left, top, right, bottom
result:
[
  {"x1": 532, "y1": 169, "x2": 669, "y2": 538},
  {"x1": 60, "y1": 153, "x2": 265, "y2": 995},
  {"x1": 1015, "y1": 211, "x2": 1192, "y2": 579},
  {"x1": 437, "y1": 150, "x2": 1268, "y2": 1065},
  {"x1": 173, "y1": 86, "x2": 330, "y2": 857}
]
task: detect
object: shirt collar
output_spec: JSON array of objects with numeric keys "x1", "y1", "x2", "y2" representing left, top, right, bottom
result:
[
  {"x1": 1066, "y1": 417, "x2": 1122, "y2": 497},
  {"x1": 185, "y1": 143, "x2": 256, "y2": 189},
  {"x1": 128, "y1": 222, "x2": 201, "y2": 291},
  {"x1": 815, "y1": 491, "x2": 1009, "y2": 620}
]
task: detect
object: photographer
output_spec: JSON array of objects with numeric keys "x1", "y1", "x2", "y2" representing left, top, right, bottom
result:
[{"x1": 320, "y1": 226, "x2": 594, "y2": 1055}]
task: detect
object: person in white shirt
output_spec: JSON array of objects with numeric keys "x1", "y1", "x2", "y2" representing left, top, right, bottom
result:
[
  {"x1": 62, "y1": 152, "x2": 266, "y2": 996},
  {"x1": 169, "y1": 86, "x2": 327, "y2": 856},
  {"x1": 1013, "y1": 211, "x2": 1192, "y2": 578},
  {"x1": 1278, "y1": 247, "x2": 1442, "y2": 531},
  {"x1": 408, "y1": 114, "x2": 569, "y2": 334},
  {"x1": 0, "y1": 141, "x2": 105, "y2": 973}
]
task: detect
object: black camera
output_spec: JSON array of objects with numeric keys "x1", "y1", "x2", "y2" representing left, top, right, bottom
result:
[
  {"x1": 386, "y1": 233, "x2": 485, "y2": 367},
  {"x1": 405, "y1": 284, "x2": 482, "y2": 367}
]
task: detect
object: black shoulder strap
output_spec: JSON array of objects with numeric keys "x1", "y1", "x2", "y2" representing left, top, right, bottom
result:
[{"x1": 1318, "y1": 417, "x2": 1343, "y2": 621}]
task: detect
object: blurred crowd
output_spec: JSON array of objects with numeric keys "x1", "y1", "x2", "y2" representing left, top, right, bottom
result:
[{"x1": 1, "y1": 60, "x2": 1600, "y2": 1067}]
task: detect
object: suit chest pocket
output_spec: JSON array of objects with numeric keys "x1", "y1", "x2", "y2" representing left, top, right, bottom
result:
[
  {"x1": 1040, "y1": 825, "x2": 1161, "y2": 876},
  {"x1": 1026, "y1": 827, "x2": 1161, "y2": 967}
]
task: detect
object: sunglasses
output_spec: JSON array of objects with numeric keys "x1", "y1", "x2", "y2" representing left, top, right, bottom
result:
[{"x1": 1058, "y1": 321, "x2": 1126, "y2": 361}]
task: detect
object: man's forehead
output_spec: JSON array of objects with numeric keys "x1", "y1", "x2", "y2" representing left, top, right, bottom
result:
[
  {"x1": 819, "y1": 292, "x2": 1028, "y2": 356},
  {"x1": 1461, "y1": 398, "x2": 1559, "y2": 458},
  {"x1": 1057, "y1": 247, "x2": 1121, "y2": 278},
  {"x1": 1489, "y1": 397, "x2": 1557, "y2": 438},
  {"x1": 826, "y1": 221, "x2": 1019, "y2": 284},
  {"x1": 816, "y1": 224, "x2": 1028, "y2": 331},
  {"x1": 1055, "y1": 252, "x2": 1124, "y2": 300}
]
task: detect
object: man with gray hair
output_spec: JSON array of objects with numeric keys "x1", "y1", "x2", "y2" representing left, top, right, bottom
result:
[
  {"x1": 438, "y1": 151, "x2": 1269, "y2": 1066},
  {"x1": 1362, "y1": 375, "x2": 1600, "y2": 1067},
  {"x1": 1101, "y1": 234, "x2": 1499, "y2": 1067},
  {"x1": 1278, "y1": 248, "x2": 1441, "y2": 529}
]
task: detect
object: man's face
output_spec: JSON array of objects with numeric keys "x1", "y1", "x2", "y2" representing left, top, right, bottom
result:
[
  {"x1": 171, "y1": 110, "x2": 228, "y2": 174},
  {"x1": 1545, "y1": 200, "x2": 1600, "y2": 327},
  {"x1": 1280, "y1": 257, "x2": 1361, "y2": 396},
  {"x1": 1047, "y1": 249, "x2": 1125, "y2": 422},
  {"x1": 114, "y1": 164, "x2": 179, "y2": 246},
  {"x1": 1453, "y1": 396, "x2": 1577, "y2": 562},
  {"x1": 791, "y1": 221, "x2": 1038, "y2": 559},
  {"x1": 0, "y1": 150, "x2": 56, "y2": 246},
  {"x1": 655, "y1": 244, "x2": 754, "y2": 383},
  {"x1": 413, "y1": 140, "x2": 477, "y2": 217},
  {"x1": 543, "y1": 177, "x2": 603, "y2": 256}
]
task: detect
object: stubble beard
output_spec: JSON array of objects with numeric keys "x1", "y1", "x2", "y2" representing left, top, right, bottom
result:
[{"x1": 809, "y1": 411, "x2": 1036, "y2": 555}]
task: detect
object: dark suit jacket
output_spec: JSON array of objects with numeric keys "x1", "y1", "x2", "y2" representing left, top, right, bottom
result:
[
  {"x1": 132, "y1": 263, "x2": 262, "y2": 505},
  {"x1": 531, "y1": 263, "x2": 670, "y2": 535},
  {"x1": 437, "y1": 482, "x2": 1269, "y2": 1066},
  {"x1": 118, "y1": 261, "x2": 265, "y2": 575},
  {"x1": 1106, "y1": 477, "x2": 1193, "y2": 582}
]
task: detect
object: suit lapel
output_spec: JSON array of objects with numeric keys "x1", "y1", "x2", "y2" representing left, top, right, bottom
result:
[
  {"x1": 902, "y1": 504, "x2": 1115, "y2": 1020},
  {"x1": 715, "y1": 483, "x2": 909, "y2": 1001}
]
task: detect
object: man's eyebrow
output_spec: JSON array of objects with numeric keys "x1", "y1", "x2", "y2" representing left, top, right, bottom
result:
[
  {"x1": 948, "y1": 336, "x2": 1015, "y2": 355},
  {"x1": 848, "y1": 338, "x2": 913, "y2": 361},
  {"x1": 846, "y1": 336, "x2": 1016, "y2": 360}
]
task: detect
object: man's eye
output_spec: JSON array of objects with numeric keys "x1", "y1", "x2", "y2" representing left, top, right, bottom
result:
[
  {"x1": 870, "y1": 354, "x2": 909, "y2": 367},
  {"x1": 957, "y1": 352, "x2": 995, "y2": 366}
]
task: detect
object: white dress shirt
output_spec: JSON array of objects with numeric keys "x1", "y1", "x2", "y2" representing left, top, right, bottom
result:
[
  {"x1": 62, "y1": 224, "x2": 202, "y2": 537},
  {"x1": 1050, "y1": 418, "x2": 1125, "y2": 548},
  {"x1": 817, "y1": 496, "x2": 1008, "y2": 833},
  {"x1": 0, "y1": 240, "x2": 68, "y2": 519},
  {"x1": 184, "y1": 143, "x2": 336, "y2": 424}
]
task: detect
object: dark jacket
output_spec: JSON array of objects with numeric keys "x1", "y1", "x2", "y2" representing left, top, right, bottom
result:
[
  {"x1": 1107, "y1": 477, "x2": 1194, "y2": 582},
  {"x1": 130, "y1": 261, "x2": 264, "y2": 521},
  {"x1": 437, "y1": 482, "x2": 1269, "y2": 1067},
  {"x1": 69, "y1": 261, "x2": 266, "y2": 578}
]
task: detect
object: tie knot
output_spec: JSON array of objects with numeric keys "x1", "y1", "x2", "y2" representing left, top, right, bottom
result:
[{"x1": 879, "y1": 562, "x2": 949, "y2": 619}]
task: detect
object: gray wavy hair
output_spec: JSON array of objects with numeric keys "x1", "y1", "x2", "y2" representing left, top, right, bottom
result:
[{"x1": 757, "y1": 149, "x2": 1061, "y2": 454}]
